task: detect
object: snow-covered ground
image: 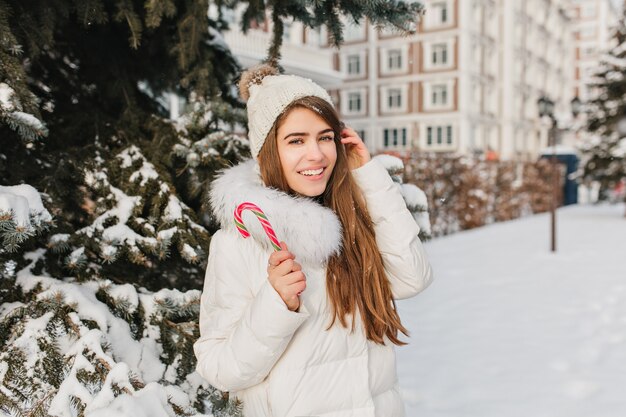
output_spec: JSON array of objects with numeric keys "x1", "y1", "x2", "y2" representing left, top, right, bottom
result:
[{"x1": 397, "y1": 203, "x2": 626, "y2": 417}]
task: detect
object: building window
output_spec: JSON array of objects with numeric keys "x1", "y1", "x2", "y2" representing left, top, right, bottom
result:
[
  {"x1": 388, "y1": 49, "x2": 402, "y2": 70},
  {"x1": 581, "y1": 4, "x2": 595, "y2": 18},
  {"x1": 345, "y1": 21, "x2": 365, "y2": 41},
  {"x1": 432, "y1": 84, "x2": 448, "y2": 106},
  {"x1": 348, "y1": 92, "x2": 362, "y2": 112},
  {"x1": 347, "y1": 54, "x2": 361, "y2": 75},
  {"x1": 432, "y1": 43, "x2": 448, "y2": 65},
  {"x1": 426, "y1": 125, "x2": 454, "y2": 147},
  {"x1": 580, "y1": 27, "x2": 595, "y2": 39},
  {"x1": 581, "y1": 46, "x2": 595, "y2": 58},
  {"x1": 433, "y1": 2, "x2": 448, "y2": 24},
  {"x1": 306, "y1": 27, "x2": 324, "y2": 46},
  {"x1": 388, "y1": 88, "x2": 402, "y2": 109},
  {"x1": 356, "y1": 129, "x2": 366, "y2": 143},
  {"x1": 383, "y1": 128, "x2": 407, "y2": 148}
]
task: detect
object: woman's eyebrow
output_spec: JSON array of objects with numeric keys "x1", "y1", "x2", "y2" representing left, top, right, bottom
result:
[
  {"x1": 283, "y1": 128, "x2": 334, "y2": 140},
  {"x1": 283, "y1": 132, "x2": 308, "y2": 140}
]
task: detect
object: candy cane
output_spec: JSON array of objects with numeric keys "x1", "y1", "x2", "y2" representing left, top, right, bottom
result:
[{"x1": 234, "y1": 202, "x2": 281, "y2": 251}]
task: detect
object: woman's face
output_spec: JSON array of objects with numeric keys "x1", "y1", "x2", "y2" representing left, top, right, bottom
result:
[{"x1": 276, "y1": 107, "x2": 337, "y2": 197}]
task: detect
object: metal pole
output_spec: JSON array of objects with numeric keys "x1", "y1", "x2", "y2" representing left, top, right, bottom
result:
[{"x1": 550, "y1": 119, "x2": 557, "y2": 252}]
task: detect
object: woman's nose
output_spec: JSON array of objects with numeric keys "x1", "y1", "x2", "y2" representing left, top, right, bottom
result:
[{"x1": 305, "y1": 141, "x2": 324, "y2": 160}]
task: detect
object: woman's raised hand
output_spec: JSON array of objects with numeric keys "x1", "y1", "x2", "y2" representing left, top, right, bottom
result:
[
  {"x1": 340, "y1": 126, "x2": 371, "y2": 170},
  {"x1": 267, "y1": 241, "x2": 306, "y2": 312}
]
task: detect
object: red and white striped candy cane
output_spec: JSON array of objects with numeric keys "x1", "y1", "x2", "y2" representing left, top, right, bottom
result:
[{"x1": 234, "y1": 202, "x2": 281, "y2": 251}]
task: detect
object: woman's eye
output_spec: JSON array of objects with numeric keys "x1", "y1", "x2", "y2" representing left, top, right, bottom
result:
[
  {"x1": 320, "y1": 136, "x2": 334, "y2": 142},
  {"x1": 288, "y1": 138, "x2": 304, "y2": 145}
]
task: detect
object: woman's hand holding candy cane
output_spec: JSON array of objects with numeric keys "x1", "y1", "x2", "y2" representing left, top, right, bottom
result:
[
  {"x1": 234, "y1": 202, "x2": 305, "y2": 311},
  {"x1": 267, "y1": 242, "x2": 306, "y2": 312}
]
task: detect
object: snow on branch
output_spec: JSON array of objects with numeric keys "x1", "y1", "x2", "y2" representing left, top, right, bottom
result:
[
  {"x1": 0, "y1": 256, "x2": 241, "y2": 416},
  {"x1": 0, "y1": 82, "x2": 48, "y2": 141},
  {"x1": 75, "y1": 145, "x2": 208, "y2": 270},
  {"x1": 373, "y1": 154, "x2": 432, "y2": 240},
  {"x1": 0, "y1": 184, "x2": 53, "y2": 252}
]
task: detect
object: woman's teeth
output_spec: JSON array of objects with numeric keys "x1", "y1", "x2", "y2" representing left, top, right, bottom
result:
[{"x1": 300, "y1": 168, "x2": 324, "y2": 176}]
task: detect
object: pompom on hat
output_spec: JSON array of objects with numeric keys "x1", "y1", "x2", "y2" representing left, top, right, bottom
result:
[{"x1": 238, "y1": 63, "x2": 335, "y2": 159}]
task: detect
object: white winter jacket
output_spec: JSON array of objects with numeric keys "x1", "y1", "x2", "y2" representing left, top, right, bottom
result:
[{"x1": 194, "y1": 158, "x2": 433, "y2": 417}]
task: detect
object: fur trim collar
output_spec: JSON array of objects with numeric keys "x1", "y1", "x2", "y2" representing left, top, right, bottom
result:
[{"x1": 209, "y1": 160, "x2": 342, "y2": 265}]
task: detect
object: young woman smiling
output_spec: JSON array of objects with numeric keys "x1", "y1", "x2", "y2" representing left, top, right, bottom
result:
[{"x1": 194, "y1": 64, "x2": 433, "y2": 417}]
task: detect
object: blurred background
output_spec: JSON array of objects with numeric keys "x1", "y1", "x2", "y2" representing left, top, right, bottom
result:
[{"x1": 1, "y1": 1, "x2": 625, "y2": 416}]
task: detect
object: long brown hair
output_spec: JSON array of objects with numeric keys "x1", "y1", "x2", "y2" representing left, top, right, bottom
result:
[{"x1": 258, "y1": 96, "x2": 408, "y2": 345}]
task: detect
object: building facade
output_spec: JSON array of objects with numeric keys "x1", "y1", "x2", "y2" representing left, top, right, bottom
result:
[
  {"x1": 567, "y1": 0, "x2": 620, "y2": 102},
  {"x1": 333, "y1": 0, "x2": 578, "y2": 160},
  {"x1": 216, "y1": 5, "x2": 342, "y2": 89},
  {"x1": 214, "y1": 1, "x2": 594, "y2": 161}
]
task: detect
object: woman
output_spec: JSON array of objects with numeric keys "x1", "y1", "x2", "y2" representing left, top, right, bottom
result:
[{"x1": 194, "y1": 64, "x2": 433, "y2": 417}]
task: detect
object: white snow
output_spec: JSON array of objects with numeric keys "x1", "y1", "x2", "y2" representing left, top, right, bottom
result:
[
  {"x1": 129, "y1": 162, "x2": 159, "y2": 186},
  {"x1": 86, "y1": 363, "x2": 135, "y2": 412},
  {"x1": 68, "y1": 246, "x2": 85, "y2": 265},
  {"x1": 181, "y1": 243, "x2": 198, "y2": 262},
  {"x1": 10, "y1": 111, "x2": 47, "y2": 132},
  {"x1": 0, "y1": 82, "x2": 15, "y2": 111},
  {"x1": 107, "y1": 283, "x2": 140, "y2": 313},
  {"x1": 49, "y1": 233, "x2": 70, "y2": 244},
  {"x1": 611, "y1": 137, "x2": 626, "y2": 158},
  {"x1": 101, "y1": 243, "x2": 119, "y2": 259},
  {"x1": 49, "y1": 353, "x2": 97, "y2": 417},
  {"x1": 157, "y1": 227, "x2": 177, "y2": 241},
  {"x1": 117, "y1": 146, "x2": 142, "y2": 169},
  {"x1": 373, "y1": 154, "x2": 404, "y2": 172},
  {"x1": 0, "y1": 361, "x2": 7, "y2": 382},
  {"x1": 85, "y1": 382, "x2": 175, "y2": 417},
  {"x1": 396, "y1": 203, "x2": 626, "y2": 417},
  {"x1": 12, "y1": 264, "x2": 181, "y2": 415},
  {"x1": 603, "y1": 53, "x2": 626, "y2": 69},
  {"x1": 12, "y1": 311, "x2": 54, "y2": 377},
  {"x1": 401, "y1": 183, "x2": 428, "y2": 209},
  {"x1": 79, "y1": 184, "x2": 140, "y2": 238},
  {"x1": 0, "y1": 184, "x2": 52, "y2": 227},
  {"x1": 163, "y1": 195, "x2": 183, "y2": 222}
]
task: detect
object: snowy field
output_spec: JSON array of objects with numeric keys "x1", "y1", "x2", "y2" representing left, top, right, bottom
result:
[{"x1": 396, "y1": 203, "x2": 626, "y2": 417}]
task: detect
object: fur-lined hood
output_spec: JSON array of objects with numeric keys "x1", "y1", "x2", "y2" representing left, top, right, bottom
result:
[{"x1": 209, "y1": 159, "x2": 342, "y2": 265}]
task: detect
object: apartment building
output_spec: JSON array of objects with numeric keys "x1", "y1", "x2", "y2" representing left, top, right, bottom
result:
[
  {"x1": 333, "y1": 0, "x2": 578, "y2": 160},
  {"x1": 566, "y1": 0, "x2": 619, "y2": 101},
  {"x1": 214, "y1": 1, "x2": 583, "y2": 160}
]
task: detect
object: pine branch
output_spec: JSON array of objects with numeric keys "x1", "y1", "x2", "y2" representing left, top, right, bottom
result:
[
  {"x1": 145, "y1": 0, "x2": 177, "y2": 28},
  {"x1": 115, "y1": 0, "x2": 143, "y2": 49},
  {"x1": 267, "y1": 5, "x2": 284, "y2": 67}
]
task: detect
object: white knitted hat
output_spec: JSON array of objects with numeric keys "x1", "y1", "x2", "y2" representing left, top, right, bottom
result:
[{"x1": 239, "y1": 64, "x2": 334, "y2": 159}]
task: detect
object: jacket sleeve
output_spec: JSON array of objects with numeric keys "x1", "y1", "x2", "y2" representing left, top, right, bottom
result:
[
  {"x1": 193, "y1": 230, "x2": 309, "y2": 392},
  {"x1": 351, "y1": 158, "x2": 433, "y2": 299}
]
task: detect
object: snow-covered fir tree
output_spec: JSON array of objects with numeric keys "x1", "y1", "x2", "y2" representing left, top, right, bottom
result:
[
  {"x1": 373, "y1": 154, "x2": 431, "y2": 240},
  {"x1": 583, "y1": 9, "x2": 626, "y2": 205},
  {"x1": 0, "y1": 0, "x2": 427, "y2": 415}
]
